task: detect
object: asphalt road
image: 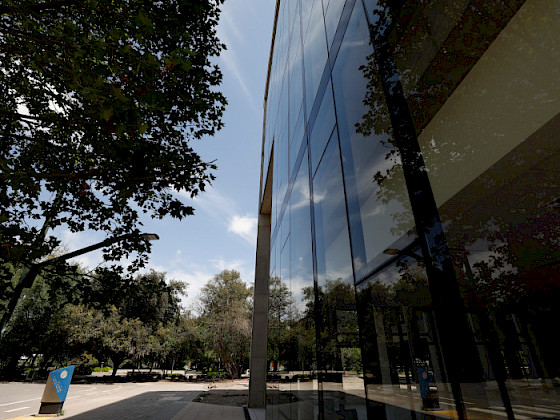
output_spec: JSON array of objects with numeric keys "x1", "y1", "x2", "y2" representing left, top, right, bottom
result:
[
  {"x1": 0, "y1": 382, "x2": 206, "y2": 419},
  {"x1": 4, "y1": 379, "x2": 560, "y2": 420},
  {"x1": 0, "y1": 383, "x2": 45, "y2": 419}
]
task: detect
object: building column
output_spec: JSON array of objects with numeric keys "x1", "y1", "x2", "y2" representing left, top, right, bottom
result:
[{"x1": 248, "y1": 212, "x2": 271, "y2": 408}]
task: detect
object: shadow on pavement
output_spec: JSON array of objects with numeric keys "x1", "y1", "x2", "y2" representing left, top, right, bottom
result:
[
  {"x1": 192, "y1": 389, "x2": 249, "y2": 407},
  {"x1": 64, "y1": 390, "x2": 199, "y2": 420}
]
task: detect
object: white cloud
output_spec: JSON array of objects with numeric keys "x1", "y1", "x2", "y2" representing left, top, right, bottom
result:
[
  {"x1": 177, "y1": 186, "x2": 258, "y2": 244},
  {"x1": 191, "y1": 186, "x2": 235, "y2": 216},
  {"x1": 147, "y1": 256, "x2": 253, "y2": 315},
  {"x1": 228, "y1": 214, "x2": 257, "y2": 244},
  {"x1": 210, "y1": 257, "x2": 246, "y2": 272},
  {"x1": 175, "y1": 185, "x2": 235, "y2": 222}
]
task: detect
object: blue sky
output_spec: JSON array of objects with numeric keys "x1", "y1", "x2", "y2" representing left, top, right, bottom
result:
[{"x1": 61, "y1": 1, "x2": 276, "y2": 311}]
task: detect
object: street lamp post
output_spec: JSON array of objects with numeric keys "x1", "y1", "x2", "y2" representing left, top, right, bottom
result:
[{"x1": 0, "y1": 233, "x2": 159, "y2": 341}]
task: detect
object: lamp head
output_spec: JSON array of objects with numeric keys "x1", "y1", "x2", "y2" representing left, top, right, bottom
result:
[{"x1": 140, "y1": 233, "x2": 160, "y2": 241}]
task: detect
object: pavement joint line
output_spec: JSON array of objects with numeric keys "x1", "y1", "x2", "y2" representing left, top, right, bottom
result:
[
  {"x1": 0, "y1": 398, "x2": 41, "y2": 407},
  {"x1": 4, "y1": 407, "x2": 30, "y2": 413},
  {"x1": 439, "y1": 397, "x2": 475, "y2": 405}
]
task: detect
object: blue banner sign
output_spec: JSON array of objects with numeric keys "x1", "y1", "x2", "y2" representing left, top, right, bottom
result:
[
  {"x1": 49, "y1": 365, "x2": 75, "y2": 402},
  {"x1": 39, "y1": 365, "x2": 75, "y2": 414},
  {"x1": 417, "y1": 367, "x2": 440, "y2": 410},
  {"x1": 417, "y1": 367, "x2": 431, "y2": 399}
]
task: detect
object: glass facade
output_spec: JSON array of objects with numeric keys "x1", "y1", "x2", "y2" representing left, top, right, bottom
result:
[{"x1": 254, "y1": 0, "x2": 560, "y2": 419}]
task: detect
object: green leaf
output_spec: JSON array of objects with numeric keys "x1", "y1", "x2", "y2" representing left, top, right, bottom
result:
[
  {"x1": 138, "y1": 123, "x2": 149, "y2": 134},
  {"x1": 136, "y1": 11, "x2": 152, "y2": 28},
  {"x1": 100, "y1": 107, "x2": 113, "y2": 121}
]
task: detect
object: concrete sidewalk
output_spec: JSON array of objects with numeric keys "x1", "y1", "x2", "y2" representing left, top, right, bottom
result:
[
  {"x1": 170, "y1": 402, "x2": 246, "y2": 420},
  {"x1": 5, "y1": 380, "x2": 260, "y2": 420},
  {"x1": 9, "y1": 403, "x2": 251, "y2": 420},
  {"x1": 170, "y1": 404, "x2": 264, "y2": 420}
]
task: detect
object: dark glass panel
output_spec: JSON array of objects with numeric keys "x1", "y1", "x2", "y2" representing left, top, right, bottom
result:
[
  {"x1": 355, "y1": 248, "x2": 455, "y2": 418},
  {"x1": 358, "y1": 0, "x2": 560, "y2": 417},
  {"x1": 313, "y1": 135, "x2": 352, "y2": 286},
  {"x1": 322, "y1": 0, "x2": 345, "y2": 48},
  {"x1": 271, "y1": 141, "x2": 278, "y2": 232},
  {"x1": 288, "y1": 153, "x2": 319, "y2": 418},
  {"x1": 272, "y1": 128, "x2": 288, "y2": 234},
  {"x1": 288, "y1": 36, "x2": 303, "y2": 153},
  {"x1": 332, "y1": 1, "x2": 414, "y2": 281},
  {"x1": 309, "y1": 83, "x2": 335, "y2": 175},
  {"x1": 267, "y1": 154, "x2": 319, "y2": 419},
  {"x1": 313, "y1": 133, "x2": 367, "y2": 418},
  {"x1": 265, "y1": 0, "x2": 560, "y2": 418},
  {"x1": 266, "y1": 233, "x2": 291, "y2": 419},
  {"x1": 289, "y1": 104, "x2": 304, "y2": 176},
  {"x1": 288, "y1": 0, "x2": 298, "y2": 37},
  {"x1": 290, "y1": 152, "x2": 313, "y2": 318},
  {"x1": 303, "y1": 0, "x2": 328, "y2": 116},
  {"x1": 279, "y1": 201, "x2": 290, "y2": 264},
  {"x1": 273, "y1": 82, "x2": 290, "y2": 231},
  {"x1": 267, "y1": 239, "x2": 278, "y2": 419},
  {"x1": 410, "y1": 0, "x2": 560, "y2": 413}
]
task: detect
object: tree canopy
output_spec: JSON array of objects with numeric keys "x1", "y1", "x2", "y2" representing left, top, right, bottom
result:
[
  {"x1": 0, "y1": 0, "x2": 227, "y2": 277},
  {"x1": 0, "y1": 267, "x2": 193, "y2": 379},
  {"x1": 198, "y1": 270, "x2": 252, "y2": 379}
]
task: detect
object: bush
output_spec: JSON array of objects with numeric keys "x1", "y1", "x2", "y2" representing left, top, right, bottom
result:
[
  {"x1": 166, "y1": 373, "x2": 186, "y2": 381},
  {"x1": 126, "y1": 371, "x2": 161, "y2": 382},
  {"x1": 205, "y1": 368, "x2": 227, "y2": 380},
  {"x1": 74, "y1": 352, "x2": 98, "y2": 375}
]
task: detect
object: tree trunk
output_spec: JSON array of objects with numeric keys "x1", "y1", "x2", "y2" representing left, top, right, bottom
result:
[{"x1": 110, "y1": 356, "x2": 123, "y2": 378}]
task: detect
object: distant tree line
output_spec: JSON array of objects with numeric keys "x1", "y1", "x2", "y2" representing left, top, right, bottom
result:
[{"x1": 0, "y1": 268, "x2": 252, "y2": 380}]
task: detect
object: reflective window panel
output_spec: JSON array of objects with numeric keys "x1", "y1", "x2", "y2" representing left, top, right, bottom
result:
[{"x1": 257, "y1": 0, "x2": 560, "y2": 419}]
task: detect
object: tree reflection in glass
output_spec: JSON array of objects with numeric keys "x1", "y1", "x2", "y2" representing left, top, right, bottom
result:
[{"x1": 354, "y1": 0, "x2": 560, "y2": 418}]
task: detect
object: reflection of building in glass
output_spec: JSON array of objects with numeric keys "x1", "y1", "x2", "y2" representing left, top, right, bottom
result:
[{"x1": 248, "y1": 0, "x2": 560, "y2": 419}]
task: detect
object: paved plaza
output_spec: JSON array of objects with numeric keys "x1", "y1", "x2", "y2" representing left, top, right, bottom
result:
[{"x1": 1, "y1": 380, "x2": 251, "y2": 420}]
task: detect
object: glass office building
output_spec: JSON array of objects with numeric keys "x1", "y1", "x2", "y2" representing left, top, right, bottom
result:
[{"x1": 249, "y1": 0, "x2": 560, "y2": 419}]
